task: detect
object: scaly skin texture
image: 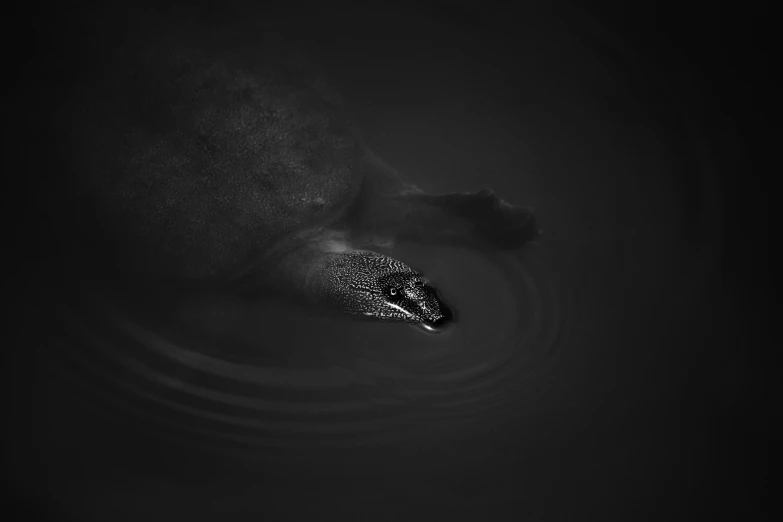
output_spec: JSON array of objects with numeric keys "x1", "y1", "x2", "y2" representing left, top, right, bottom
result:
[
  {"x1": 310, "y1": 251, "x2": 452, "y2": 326},
  {"x1": 254, "y1": 230, "x2": 452, "y2": 327}
]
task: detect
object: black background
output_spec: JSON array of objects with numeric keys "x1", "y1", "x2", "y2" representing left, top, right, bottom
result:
[{"x1": 6, "y1": 1, "x2": 765, "y2": 521}]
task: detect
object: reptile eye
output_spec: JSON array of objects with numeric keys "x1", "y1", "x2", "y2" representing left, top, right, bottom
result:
[{"x1": 387, "y1": 287, "x2": 404, "y2": 300}]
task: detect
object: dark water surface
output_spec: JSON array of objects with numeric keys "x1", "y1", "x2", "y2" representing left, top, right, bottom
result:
[{"x1": 12, "y1": 2, "x2": 762, "y2": 521}]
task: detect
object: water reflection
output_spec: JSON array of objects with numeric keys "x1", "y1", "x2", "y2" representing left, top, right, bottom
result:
[{"x1": 49, "y1": 241, "x2": 569, "y2": 474}]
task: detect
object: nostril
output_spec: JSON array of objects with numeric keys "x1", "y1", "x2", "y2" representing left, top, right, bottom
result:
[
  {"x1": 430, "y1": 305, "x2": 453, "y2": 326},
  {"x1": 432, "y1": 316, "x2": 446, "y2": 325},
  {"x1": 418, "y1": 314, "x2": 451, "y2": 333}
]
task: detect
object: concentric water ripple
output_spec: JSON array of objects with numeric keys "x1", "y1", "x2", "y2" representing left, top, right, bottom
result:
[{"x1": 48, "y1": 242, "x2": 570, "y2": 467}]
